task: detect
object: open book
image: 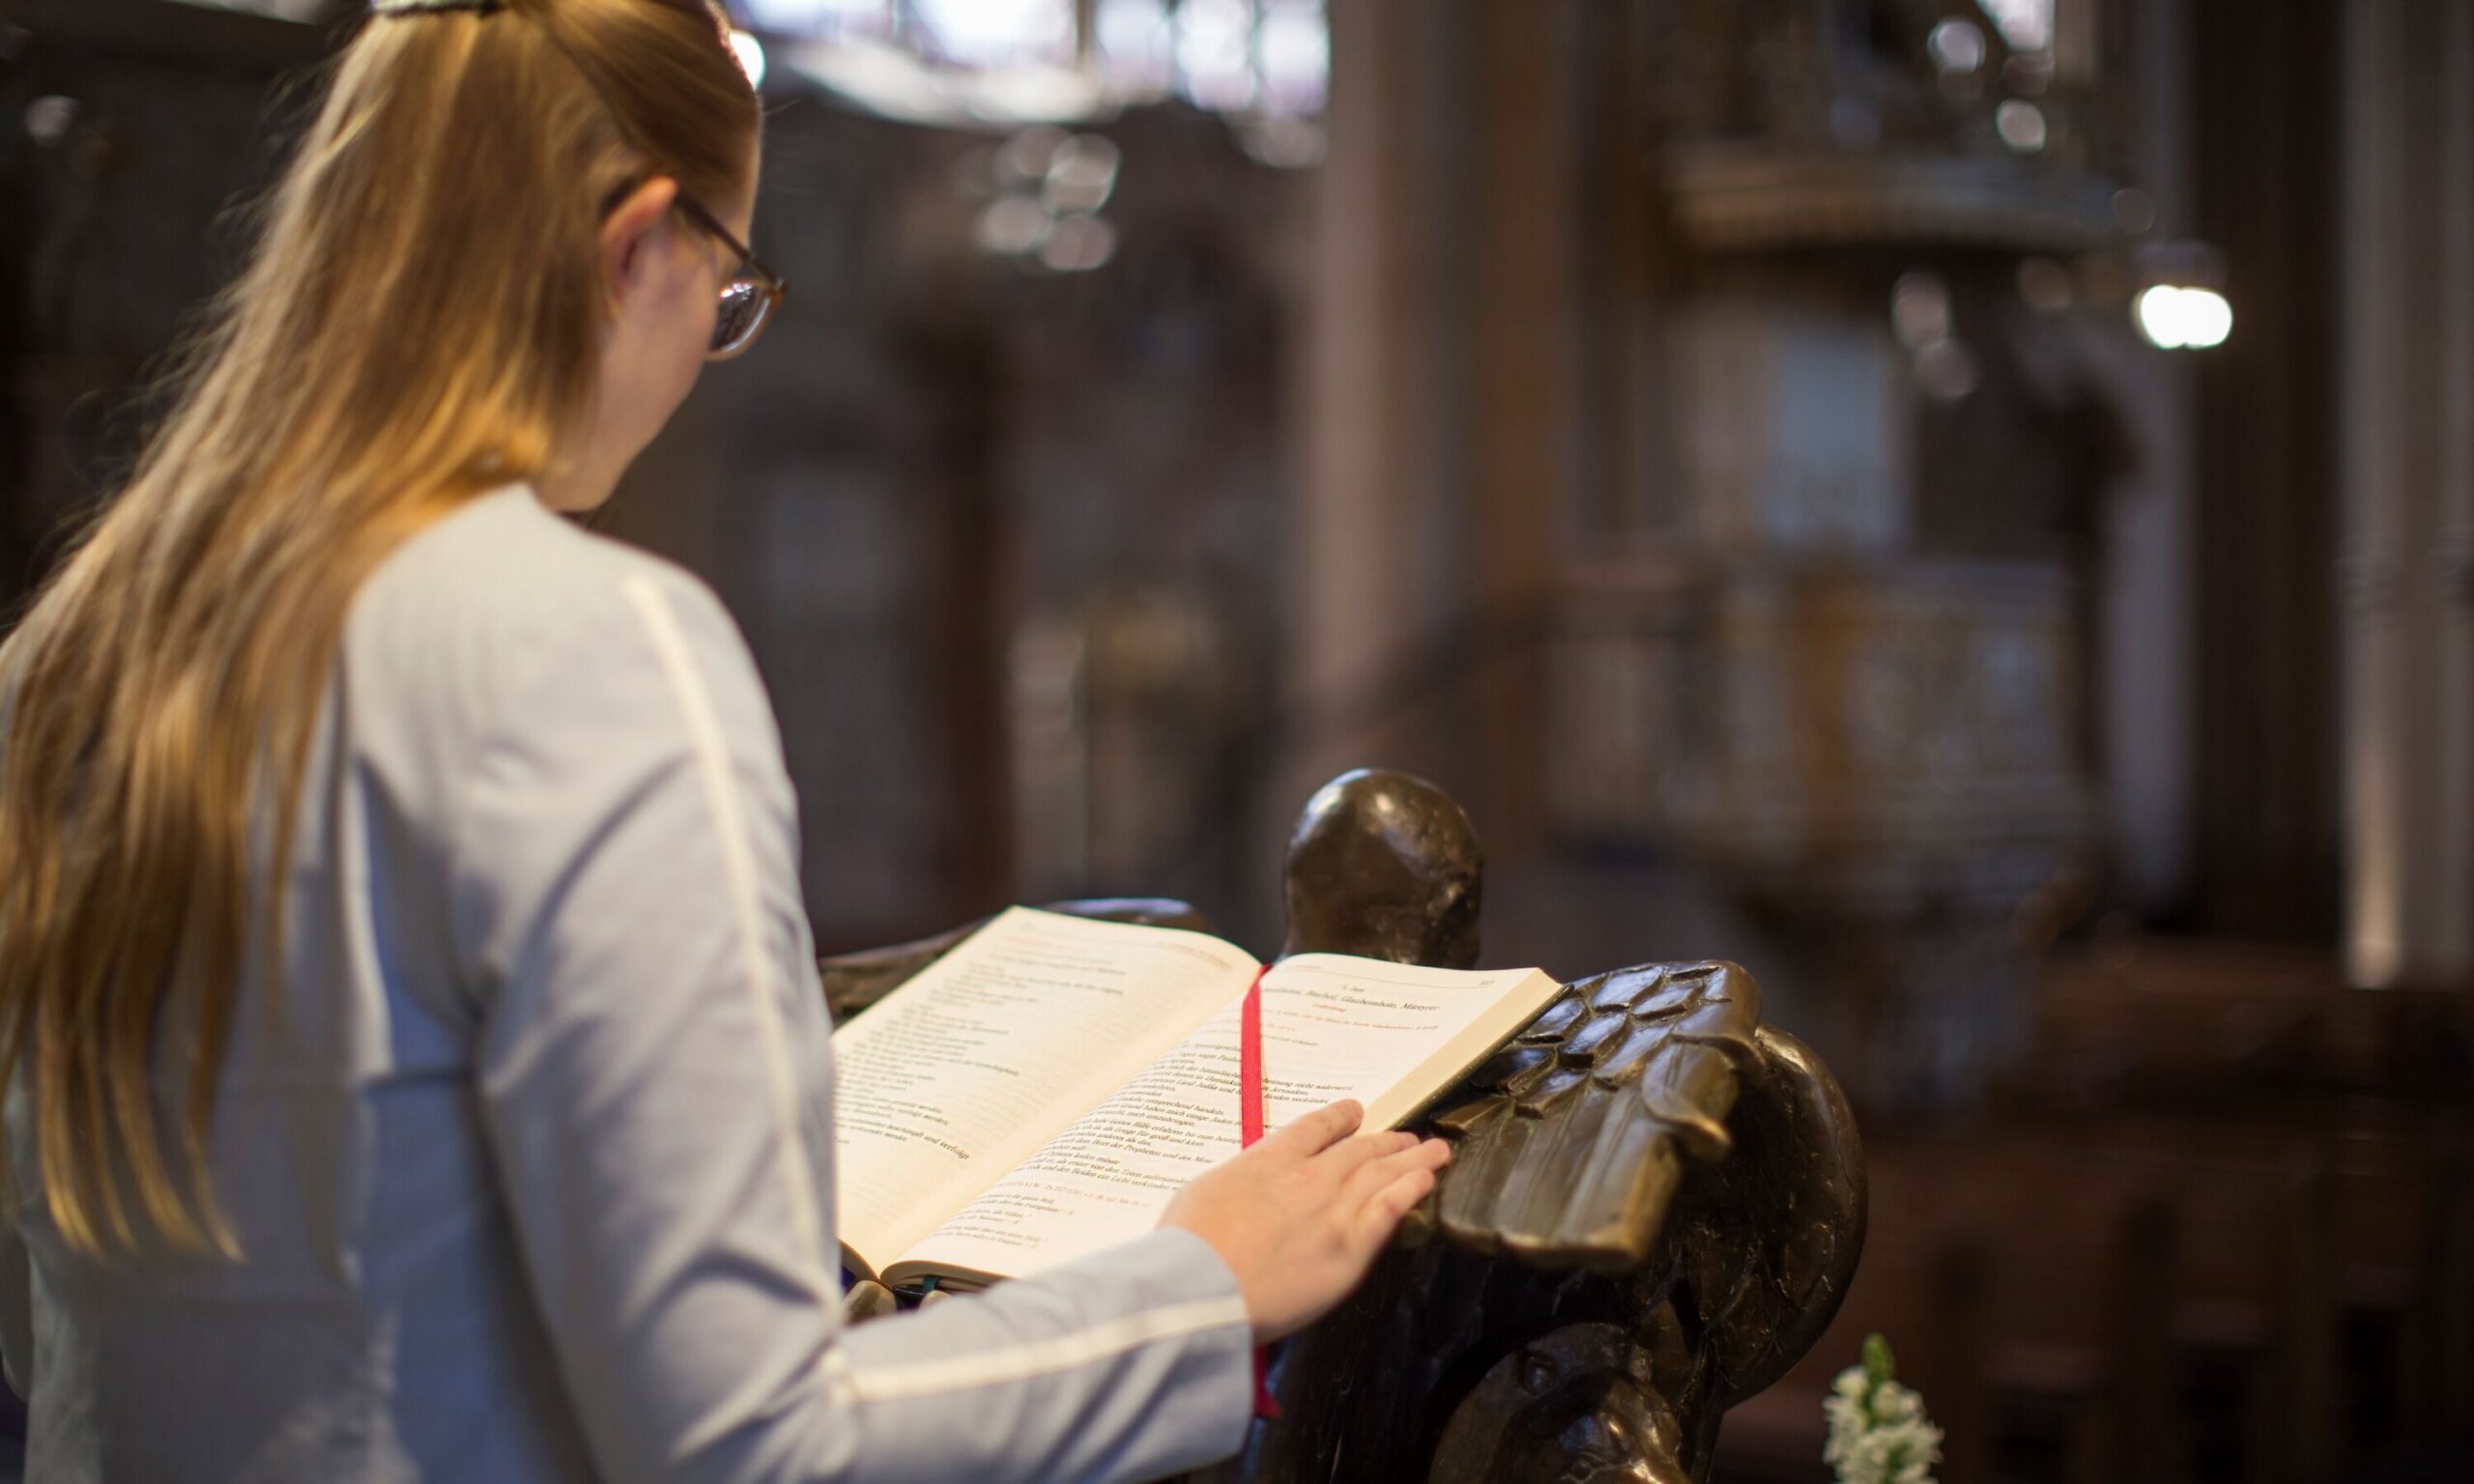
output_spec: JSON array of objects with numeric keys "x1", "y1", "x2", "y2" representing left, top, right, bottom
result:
[{"x1": 831, "y1": 907, "x2": 1563, "y2": 1289}]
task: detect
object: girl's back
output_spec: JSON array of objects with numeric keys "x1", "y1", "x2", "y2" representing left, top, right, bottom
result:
[{"x1": 7, "y1": 487, "x2": 831, "y2": 1481}]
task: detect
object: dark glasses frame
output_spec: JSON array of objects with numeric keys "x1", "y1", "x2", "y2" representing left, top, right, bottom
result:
[{"x1": 672, "y1": 191, "x2": 788, "y2": 360}]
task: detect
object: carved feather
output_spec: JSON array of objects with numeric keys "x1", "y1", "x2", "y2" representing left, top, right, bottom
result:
[{"x1": 1429, "y1": 961, "x2": 1763, "y2": 1273}]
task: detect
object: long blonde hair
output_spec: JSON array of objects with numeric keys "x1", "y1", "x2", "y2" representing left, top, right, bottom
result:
[{"x1": 0, "y1": 0, "x2": 758, "y2": 1260}]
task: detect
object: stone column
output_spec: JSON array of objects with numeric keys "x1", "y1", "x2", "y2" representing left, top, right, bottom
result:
[
  {"x1": 2340, "y1": 0, "x2": 2474, "y2": 986},
  {"x1": 1280, "y1": 0, "x2": 1592, "y2": 869}
]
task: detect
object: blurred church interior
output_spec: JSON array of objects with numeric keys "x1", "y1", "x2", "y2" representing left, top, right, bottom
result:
[{"x1": 2, "y1": 1, "x2": 2469, "y2": 1481}]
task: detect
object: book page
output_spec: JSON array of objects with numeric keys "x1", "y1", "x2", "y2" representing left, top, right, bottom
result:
[
  {"x1": 882, "y1": 957, "x2": 1561, "y2": 1286},
  {"x1": 831, "y1": 908, "x2": 1259, "y2": 1273}
]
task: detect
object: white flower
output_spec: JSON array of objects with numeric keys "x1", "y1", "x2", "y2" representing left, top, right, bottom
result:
[{"x1": 1823, "y1": 1338, "x2": 1942, "y2": 1484}]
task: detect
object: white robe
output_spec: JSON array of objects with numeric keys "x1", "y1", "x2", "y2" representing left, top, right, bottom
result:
[{"x1": 0, "y1": 485, "x2": 1251, "y2": 1483}]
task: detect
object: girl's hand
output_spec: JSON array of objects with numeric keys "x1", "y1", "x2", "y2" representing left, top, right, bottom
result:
[{"x1": 1158, "y1": 1099, "x2": 1452, "y2": 1343}]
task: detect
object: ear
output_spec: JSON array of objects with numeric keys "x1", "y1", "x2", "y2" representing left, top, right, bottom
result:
[{"x1": 598, "y1": 176, "x2": 682, "y2": 305}]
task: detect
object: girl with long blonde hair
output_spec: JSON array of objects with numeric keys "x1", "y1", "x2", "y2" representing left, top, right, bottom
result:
[{"x1": 0, "y1": 2, "x2": 1447, "y2": 1479}]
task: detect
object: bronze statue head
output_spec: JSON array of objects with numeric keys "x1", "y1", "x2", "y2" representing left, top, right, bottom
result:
[{"x1": 1279, "y1": 768, "x2": 1483, "y2": 971}]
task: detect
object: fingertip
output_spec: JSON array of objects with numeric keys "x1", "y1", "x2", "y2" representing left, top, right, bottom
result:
[{"x1": 1282, "y1": 1099, "x2": 1367, "y2": 1154}]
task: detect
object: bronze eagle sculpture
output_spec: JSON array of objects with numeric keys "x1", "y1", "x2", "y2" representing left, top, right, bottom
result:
[{"x1": 821, "y1": 770, "x2": 1866, "y2": 1484}]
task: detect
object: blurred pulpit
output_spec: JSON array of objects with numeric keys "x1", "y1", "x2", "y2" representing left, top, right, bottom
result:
[
  {"x1": 822, "y1": 770, "x2": 1867, "y2": 1484},
  {"x1": 1529, "y1": 0, "x2": 2150, "y2": 1116}
]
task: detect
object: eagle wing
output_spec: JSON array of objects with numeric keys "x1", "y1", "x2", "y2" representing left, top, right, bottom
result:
[
  {"x1": 1427, "y1": 960, "x2": 1764, "y2": 1273},
  {"x1": 1424, "y1": 958, "x2": 1866, "y2": 1404}
]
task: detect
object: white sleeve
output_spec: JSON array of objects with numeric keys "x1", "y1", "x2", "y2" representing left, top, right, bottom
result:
[{"x1": 450, "y1": 569, "x2": 1253, "y2": 1484}]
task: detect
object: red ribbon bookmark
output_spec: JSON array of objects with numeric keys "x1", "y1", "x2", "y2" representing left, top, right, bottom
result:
[
  {"x1": 1239, "y1": 963, "x2": 1280, "y2": 1420},
  {"x1": 1240, "y1": 963, "x2": 1270, "y2": 1148}
]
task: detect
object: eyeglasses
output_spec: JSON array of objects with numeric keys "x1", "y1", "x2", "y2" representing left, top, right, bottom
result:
[{"x1": 673, "y1": 192, "x2": 787, "y2": 361}]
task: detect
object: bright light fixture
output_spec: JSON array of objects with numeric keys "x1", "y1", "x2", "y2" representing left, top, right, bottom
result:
[
  {"x1": 2134, "y1": 285, "x2": 2232, "y2": 350},
  {"x1": 730, "y1": 30, "x2": 768, "y2": 90}
]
